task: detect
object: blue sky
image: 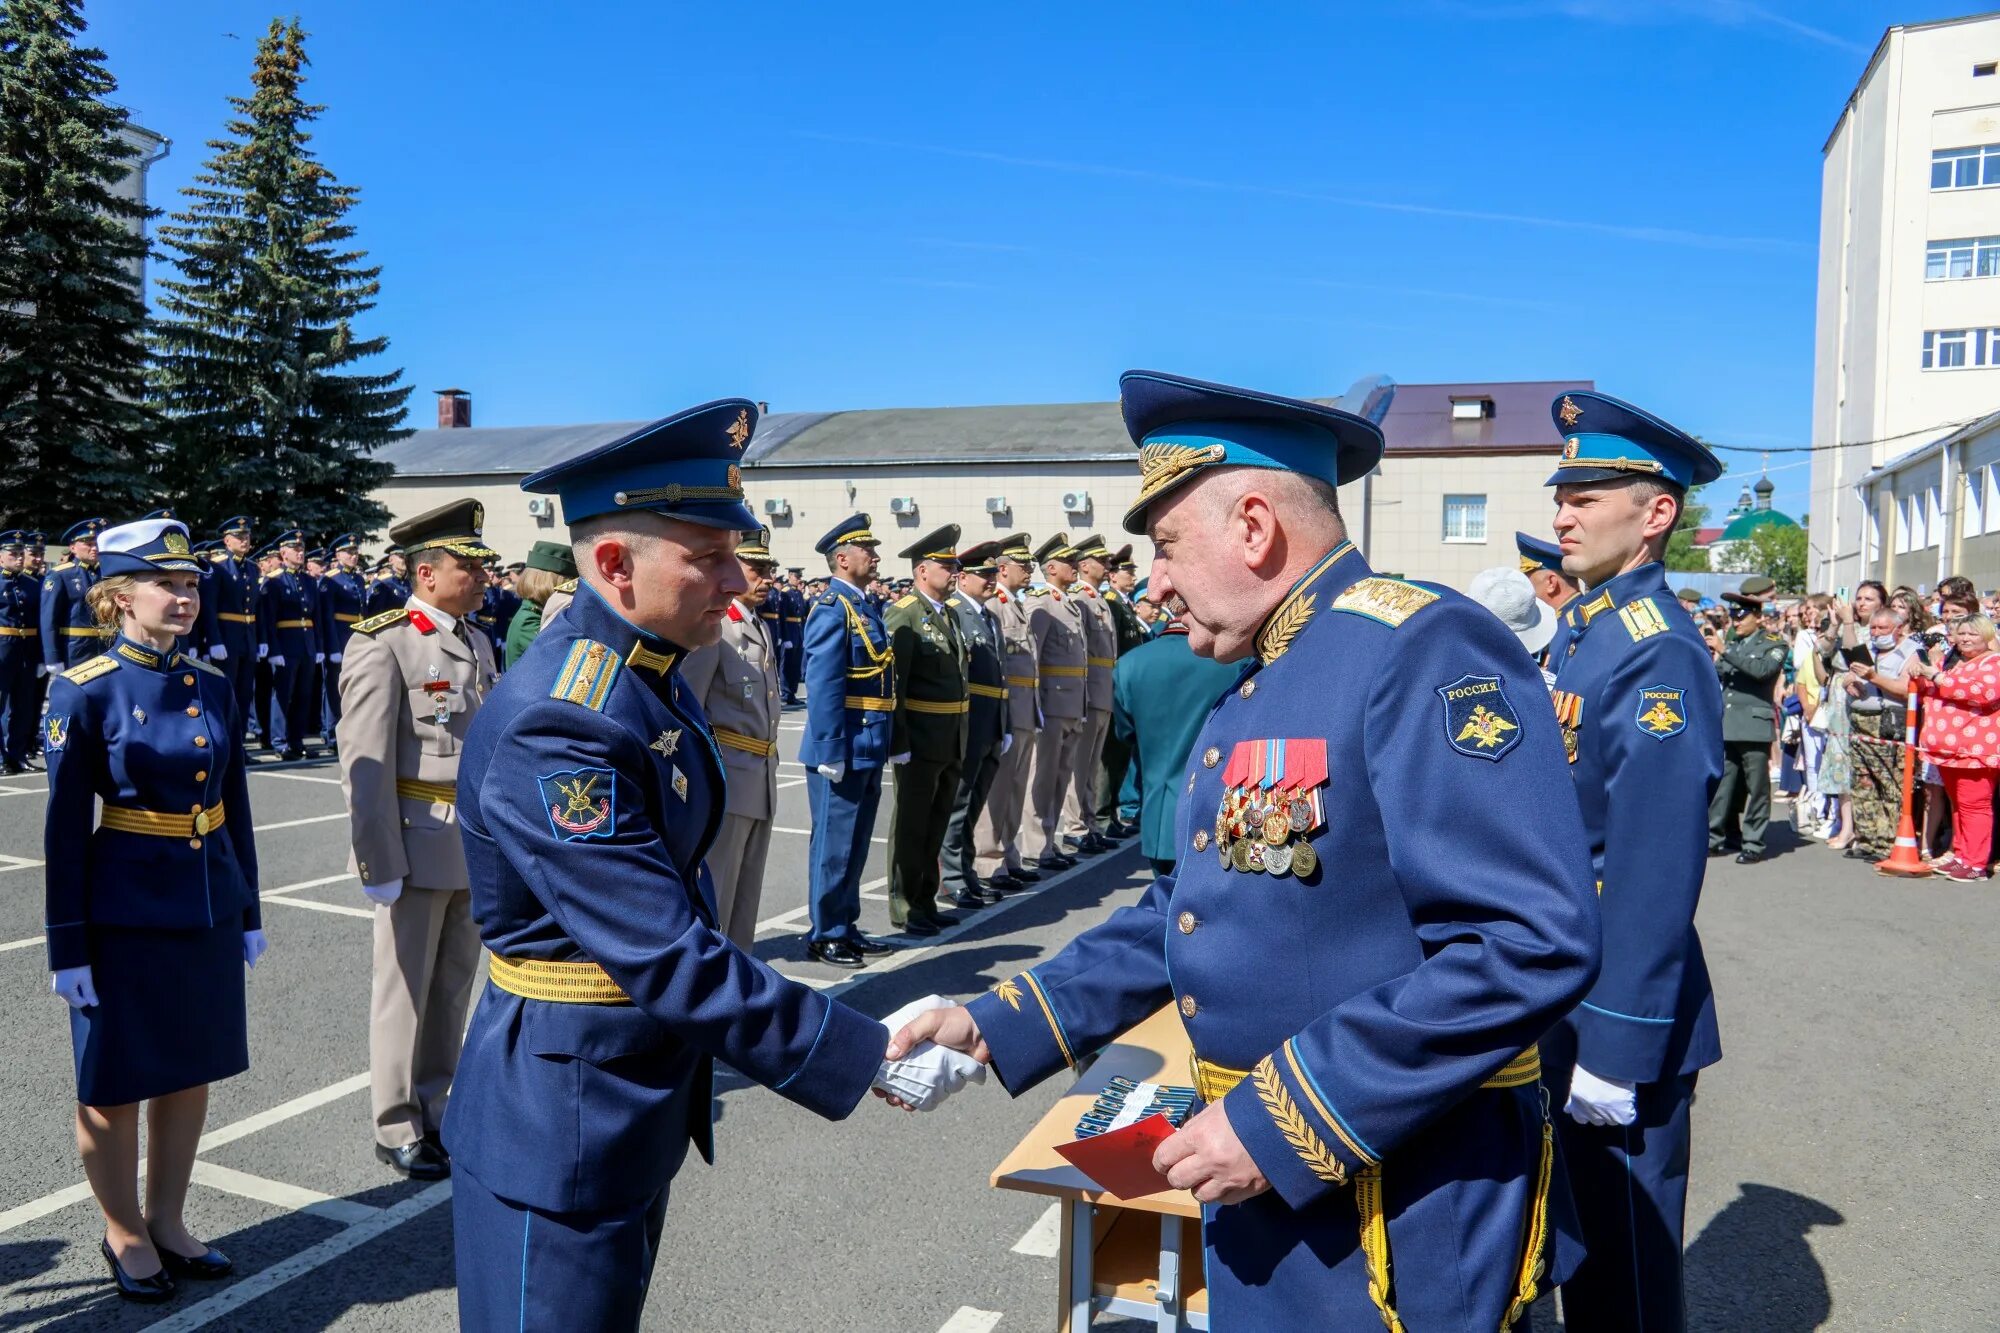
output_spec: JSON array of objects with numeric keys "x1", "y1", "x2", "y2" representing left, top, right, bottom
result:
[{"x1": 91, "y1": 0, "x2": 1931, "y2": 519}]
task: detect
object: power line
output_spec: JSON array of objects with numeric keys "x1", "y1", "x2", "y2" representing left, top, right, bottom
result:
[{"x1": 1705, "y1": 414, "x2": 1991, "y2": 455}]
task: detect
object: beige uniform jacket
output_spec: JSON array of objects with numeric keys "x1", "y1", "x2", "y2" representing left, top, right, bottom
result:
[
  {"x1": 1075, "y1": 586, "x2": 1118, "y2": 712},
  {"x1": 1029, "y1": 588, "x2": 1088, "y2": 722},
  {"x1": 993, "y1": 590, "x2": 1041, "y2": 732},
  {"x1": 680, "y1": 600, "x2": 782, "y2": 820},
  {"x1": 338, "y1": 604, "x2": 497, "y2": 890}
]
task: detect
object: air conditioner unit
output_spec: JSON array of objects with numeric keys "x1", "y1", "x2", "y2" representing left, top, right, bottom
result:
[
  {"x1": 525, "y1": 497, "x2": 553, "y2": 518},
  {"x1": 888, "y1": 497, "x2": 918, "y2": 516},
  {"x1": 763, "y1": 497, "x2": 791, "y2": 518},
  {"x1": 984, "y1": 496, "x2": 1010, "y2": 515},
  {"x1": 1061, "y1": 491, "x2": 1091, "y2": 515}
]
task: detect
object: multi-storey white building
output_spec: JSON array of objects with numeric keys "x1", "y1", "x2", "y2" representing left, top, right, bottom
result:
[{"x1": 1811, "y1": 11, "x2": 2000, "y2": 593}]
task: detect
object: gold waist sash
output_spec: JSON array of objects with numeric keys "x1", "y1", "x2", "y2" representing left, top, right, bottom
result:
[
  {"x1": 101, "y1": 800, "x2": 226, "y2": 839},
  {"x1": 0, "y1": 626, "x2": 34, "y2": 637},
  {"x1": 1087, "y1": 656, "x2": 1116, "y2": 668},
  {"x1": 1005, "y1": 674, "x2": 1039, "y2": 688},
  {"x1": 905, "y1": 697, "x2": 969, "y2": 716},
  {"x1": 274, "y1": 618, "x2": 314, "y2": 630},
  {"x1": 216, "y1": 612, "x2": 256, "y2": 624},
  {"x1": 714, "y1": 727, "x2": 777, "y2": 758},
  {"x1": 1042, "y1": 664, "x2": 1086, "y2": 678},
  {"x1": 845, "y1": 695, "x2": 894, "y2": 712},
  {"x1": 966, "y1": 683, "x2": 1007, "y2": 700},
  {"x1": 1191, "y1": 1045, "x2": 1541, "y2": 1104},
  {"x1": 61, "y1": 627, "x2": 112, "y2": 637},
  {"x1": 487, "y1": 953, "x2": 632, "y2": 1005},
  {"x1": 396, "y1": 777, "x2": 457, "y2": 805}
]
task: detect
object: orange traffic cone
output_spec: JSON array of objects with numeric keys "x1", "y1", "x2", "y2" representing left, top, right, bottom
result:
[{"x1": 1877, "y1": 694, "x2": 1931, "y2": 877}]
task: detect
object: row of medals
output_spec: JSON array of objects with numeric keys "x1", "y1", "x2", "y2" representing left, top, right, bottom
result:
[{"x1": 1214, "y1": 787, "x2": 1319, "y2": 877}]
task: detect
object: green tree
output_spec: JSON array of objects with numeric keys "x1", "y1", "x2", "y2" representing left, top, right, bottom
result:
[
  {"x1": 1664, "y1": 480, "x2": 1712, "y2": 572},
  {"x1": 0, "y1": 0, "x2": 158, "y2": 528},
  {"x1": 1714, "y1": 522, "x2": 1807, "y2": 593},
  {"x1": 150, "y1": 17, "x2": 406, "y2": 539}
]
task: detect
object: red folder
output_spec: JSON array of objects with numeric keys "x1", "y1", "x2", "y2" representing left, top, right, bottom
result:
[{"x1": 1053, "y1": 1114, "x2": 1179, "y2": 1199}]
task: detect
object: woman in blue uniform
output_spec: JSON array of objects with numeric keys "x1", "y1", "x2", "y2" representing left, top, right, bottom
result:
[{"x1": 42, "y1": 517, "x2": 269, "y2": 1303}]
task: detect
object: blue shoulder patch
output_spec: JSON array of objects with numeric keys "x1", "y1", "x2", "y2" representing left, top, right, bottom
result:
[
  {"x1": 1437, "y1": 673, "x2": 1522, "y2": 761},
  {"x1": 1634, "y1": 684, "x2": 1687, "y2": 740},
  {"x1": 539, "y1": 766, "x2": 617, "y2": 841}
]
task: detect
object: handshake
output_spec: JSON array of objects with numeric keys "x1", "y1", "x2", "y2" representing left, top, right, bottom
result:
[{"x1": 870, "y1": 995, "x2": 988, "y2": 1113}]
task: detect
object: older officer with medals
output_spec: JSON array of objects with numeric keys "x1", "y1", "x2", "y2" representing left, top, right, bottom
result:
[
  {"x1": 1541, "y1": 391, "x2": 1725, "y2": 1331},
  {"x1": 885, "y1": 525, "x2": 972, "y2": 931},
  {"x1": 679, "y1": 526, "x2": 784, "y2": 946},
  {"x1": 976, "y1": 533, "x2": 1044, "y2": 891},
  {"x1": 40, "y1": 517, "x2": 109, "y2": 671},
  {"x1": 43, "y1": 517, "x2": 266, "y2": 1301},
  {"x1": 339, "y1": 500, "x2": 499, "y2": 1181},
  {"x1": 443, "y1": 401, "x2": 978, "y2": 1331},
  {"x1": 890, "y1": 370, "x2": 1601, "y2": 1330}
]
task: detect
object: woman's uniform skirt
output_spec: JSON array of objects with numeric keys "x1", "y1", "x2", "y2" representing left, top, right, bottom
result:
[{"x1": 69, "y1": 920, "x2": 248, "y2": 1107}]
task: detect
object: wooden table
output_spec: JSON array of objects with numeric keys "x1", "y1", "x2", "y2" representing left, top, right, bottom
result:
[{"x1": 990, "y1": 1005, "x2": 1209, "y2": 1331}]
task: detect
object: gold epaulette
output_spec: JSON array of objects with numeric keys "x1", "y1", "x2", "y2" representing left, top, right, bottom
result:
[
  {"x1": 554, "y1": 577, "x2": 579, "y2": 595},
  {"x1": 893, "y1": 594, "x2": 917, "y2": 609},
  {"x1": 1330, "y1": 577, "x2": 1440, "y2": 628},
  {"x1": 178, "y1": 653, "x2": 224, "y2": 677},
  {"x1": 52, "y1": 560, "x2": 75, "y2": 572},
  {"x1": 550, "y1": 638, "x2": 622, "y2": 711},
  {"x1": 209, "y1": 551, "x2": 227, "y2": 563},
  {"x1": 352, "y1": 608, "x2": 408, "y2": 636},
  {"x1": 1617, "y1": 598, "x2": 1670, "y2": 643},
  {"x1": 61, "y1": 655, "x2": 121, "y2": 685}
]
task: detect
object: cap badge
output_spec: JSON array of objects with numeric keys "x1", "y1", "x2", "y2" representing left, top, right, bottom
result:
[
  {"x1": 1563, "y1": 437, "x2": 1580, "y2": 460},
  {"x1": 727, "y1": 408, "x2": 752, "y2": 449},
  {"x1": 1558, "y1": 395, "x2": 1583, "y2": 428},
  {"x1": 164, "y1": 531, "x2": 190, "y2": 555},
  {"x1": 727, "y1": 463, "x2": 742, "y2": 491}
]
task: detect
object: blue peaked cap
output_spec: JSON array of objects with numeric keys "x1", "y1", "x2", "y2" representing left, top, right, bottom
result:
[
  {"x1": 1118, "y1": 370, "x2": 1385, "y2": 535},
  {"x1": 60, "y1": 517, "x2": 107, "y2": 545},
  {"x1": 522, "y1": 398, "x2": 760, "y2": 532},
  {"x1": 1545, "y1": 391, "x2": 1722, "y2": 490},
  {"x1": 1515, "y1": 532, "x2": 1564, "y2": 573},
  {"x1": 814, "y1": 513, "x2": 880, "y2": 555}
]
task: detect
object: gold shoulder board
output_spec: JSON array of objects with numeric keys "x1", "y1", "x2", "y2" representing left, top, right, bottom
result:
[
  {"x1": 554, "y1": 577, "x2": 579, "y2": 595},
  {"x1": 1618, "y1": 599, "x2": 1670, "y2": 643},
  {"x1": 352, "y1": 608, "x2": 409, "y2": 636},
  {"x1": 1330, "y1": 577, "x2": 1440, "y2": 628},
  {"x1": 550, "y1": 638, "x2": 622, "y2": 711},
  {"x1": 893, "y1": 594, "x2": 918, "y2": 609},
  {"x1": 62, "y1": 655, "x2": 121, "y2": 685}
]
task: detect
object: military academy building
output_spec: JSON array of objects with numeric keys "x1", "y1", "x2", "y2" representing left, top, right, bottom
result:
[{"x1": 369, "y1": 380, "x2": 1593, "y2": 590}]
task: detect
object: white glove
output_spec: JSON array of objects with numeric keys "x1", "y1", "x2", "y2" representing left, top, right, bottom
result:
[
  {"x1": 257, "y1": 643, "x2": 268, "y2": 660},
  {"x1": 889, "y1": 752, "x2": 911, "y2": 766},
  {"x1": 35, "y1": 663, "x2": 49, "y2": 679},
  {"x1": 330, "y1": 652, "x2": 342, "y2": 664},
  {"x1": 52, "y1": 966, "x2": 98, "y2": 1009},
  {"x1": 314, "y1": 652, "x2": 325, "y2": 664},
  {"x1": 361, "y1": 878, "x2": 404, "y2": 905},
  {"x1": 243, "y1": 929, "x2": 268, "y2": 968},
  {"x1": 1000, "y1": 734, "x2": 1014, "y2": 757},
  {"x1": 1565, "y1": 1065, "x2": 1638, "y2": 1127},
  {"x1": 270, "y1": 655, "x2": 285, "y2": 668},
  {"x1": 816, "y1": 762, "x2": 846, "y2": 782},
  {"x1": 209, "y1": 644, "x2": 228, "y2": 661},
  {"x1": 873, "y1": 1036, "x2": 987, "y2": 1112}
]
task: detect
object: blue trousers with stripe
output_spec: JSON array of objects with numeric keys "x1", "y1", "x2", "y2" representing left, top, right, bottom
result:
[
  {"x1": 454, "y1": 1165, "x2": 671, "y2": 1332},
  {"x1": 804, "y1": 764, "x2": 883, "y2": 943}
]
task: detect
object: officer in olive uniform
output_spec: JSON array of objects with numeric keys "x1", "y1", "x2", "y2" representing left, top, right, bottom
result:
[
  {"x1": 679, "y1": 529, "x2": 784, "y2": 947},
  {"x1": 1708, "y1": 575, "x2": 1788, "y2": 863},
  {"x1": 0, "y1": 531, "x2": 40, "y2": 773},
  {"x1": 339, "y1": 500, "x2": 499, "y2": 1180},
  {"x1": 1062, "y1": 535, "x2": 1120, "y2": 852},
  {"x1": 885, "y1": 525, "x2": 971, "y2": 932},
  {"x1": 41, "y1": 518, "x2": 109, "y2": 671},
  {"x1": 260, "y1": 530, "x2": 321, "y2": 760},
  {"x1": 975, "y1": 534, "x2": 1043, "y2": 890},
  {"x1": 1096, "y1": 543, "x2": 1151, "y2": 837},
  {"x1": 940, "y1": 541, "x2": 1013, "y2": 908},
  {"x1": 1024, "y1": 534, "x2": 1089, "y2": 869},
  {"x1": 504, "y1": 541, "x2": 579, "y2": 668}
]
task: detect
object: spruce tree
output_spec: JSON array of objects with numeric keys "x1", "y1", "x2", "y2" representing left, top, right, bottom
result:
[
  {"x1": 151, "y1": 17, "x2": 407, "y2": 539},
  {"x1": 0, "y1": 0, "x2": 158, "y2": 529}
]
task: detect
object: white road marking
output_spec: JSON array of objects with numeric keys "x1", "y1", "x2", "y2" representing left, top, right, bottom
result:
[
  {"x1": 1012, "y1": 1201, "x2": 1062, "y2": 1257},
  {"x1": 0, "y1": 873, "x2": 362, "y2": 957},
  {"x1": 189, "y1": 1160, "x2": 382, "y2": 1226},
  {"x1": 777, "y1": 777, "x2": 807, "y2": 790},
  {"x1": 938, "y1": 1308, "x2": 1004, "y2": 1333},
  {"x1": 262, "y1": 873, "x2": 358, "y2": 899},
  {"x1": 772, "y1": 824, "x2": 885, "y2": 844},
  {"x1": 0, "y1": 853, "x2": 43, "y2": 872},
  {"x1": 253, "y1": 812, "x2": 348, "y2": 832},
  {"x1": 251, "y1": 770, "x2": 344, "y2": 785},
  {"x1": 0, "y1": 936, "x2": 44, "y2": 954},
  {"x1": 264, "y1": 895, "x2": 374, "y2": 919},
  {"x1": 0, "y1": 786, "x2": 44, "y2": 797},
  {"x1": 143, "y1": 1182, "x2": 452, "y2": 1332},
  {"x1": 756, "y1": 876, "x2": 888, "y2": 935}
]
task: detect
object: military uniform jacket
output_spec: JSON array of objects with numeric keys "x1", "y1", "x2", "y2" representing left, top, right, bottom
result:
[
  {"x1": 1109, "y1": 627, "x2": 1242, "y2": 864},
  {"x1": 887, "y1": 591, "x2": 970, "y2": 762},
  {"x1": 366, "y1": 573, "x2": 411, "y2": 617},
  {"x1": 679, "y1": 600, "x2": 781, "y2": 820},
  {"x1": 445, "y1": 582, "x2": 884, "y2": 1214},
  {"x1": 42, "y1": 638, "x2": 260, "y2": 971},
  {"x1": 337, "y1": 603, "x2": 496, "y2": 891},
  {"x1": 964, "y1": 543, "x2": 1600, "y2": 1329},
  {"x1": 779, "y1": 586, "x2": 807, "y2": 650},
  {"x1": 318, "y1": 570, "x2": 370, "y2": 659},
  {"x1": 1075, "y1": 586, "x2": 1117, "y2": 712},
  {"x1": 40, "y1": 560, "x2": 105, "y2": 669},
  {"x1": 945, "y1": 591, "x2": 1010, "y2": 751},
  {"x1": 993, "y1": 590, "x2": 1041, "y2": 732},
  {"x1": 755, "y1": 588, "x2": 783, "y2": 646},
  {"x1": 1105, "y1": 589, "x2": 1151, "y2": 657},
  {"x1": 1027, "y1": 587, "x2": 1088, "y2": 722},
  {"x1": 204, "y1": 553, "x2": 261, "y2": 653},
  {"x1": 259, "y1": 568, "x2": 317, "y2": 660},
  {"x1": 0, "y1": 568, "x2": 38, "y2": 662},
  {"x1": 1716, "y1": 627, "x2": 1787, "y2": 744},
  {"x1": 799, "y1": 578, "x2": 894, "y2": 773},
  {"x1": 1550, "y1": 562, "x2": 1723, "y2": 1084}
]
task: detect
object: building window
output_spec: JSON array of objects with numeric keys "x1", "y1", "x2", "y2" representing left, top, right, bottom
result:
[
  {"x1": 1933, "y1": 144, "x2": 2000, "y2": 190},
  {"x1": 1927, "y1": 237, "x2": 2000, "y2": 280},
  {"x1": 1441, "y1": 494, "x2": 1487, "y2": 543},
  {"x1": 1922, "y1": 328, "x2": 2000, "y2": 369}
]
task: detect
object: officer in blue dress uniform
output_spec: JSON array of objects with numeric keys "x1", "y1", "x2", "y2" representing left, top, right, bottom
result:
[
  {"x1": 258, "y1": 529, "x2": 321, "y2": 760},
  {"x1": 1518, "y1": 530, "x2": 1581, "y2": 665},
  {"x1": 779, "y1": 569, "x2": 807, "y2": 703},
  {"x1": 41, "y1": 518, "x2": 109, "y2": 671},
  {"x1": 201, "y1": 517, "x2": 263, "y2": 742},
  {"x1": 43, "y1": 516, "x2": 264, "y2": 1301},
  {"x1": 318, "y1": 533, "x2": 369, "y2": 747},
  {"x1": 755, "y1": 580, "x2": 784, "y2": 660},
  {"x1": 444, "y1": 400, "x2": 905, "y2": 1331},
  {"x1": 798, "y1": 513, "x2": 899, "y2": 966},
  {"x1": 366, "y1": 545, "x2": 412, "y2": 615},
  {"x1": 0, "y1": 531, "x2": 40, "y2": 773},
  {"x1": 1540, "y1": 391, "x2": 1725, "y2": 1331},
  {"x1": 890, "y1": 371, "x2": 1603, "y2": 1330}
]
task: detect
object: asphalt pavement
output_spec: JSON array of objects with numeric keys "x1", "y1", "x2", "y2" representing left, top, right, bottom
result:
[{"x1": 0, "y1": 716, "x2": 1993, "y2": 1331}]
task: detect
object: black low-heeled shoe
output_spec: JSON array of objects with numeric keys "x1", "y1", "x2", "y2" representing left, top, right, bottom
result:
[
  {"x1": 101, "y1": 1239, "x2": 176, "y2": 1303},
  {"x1": 157, "y1": 1242, "x2": 233, "y2": 1281}
]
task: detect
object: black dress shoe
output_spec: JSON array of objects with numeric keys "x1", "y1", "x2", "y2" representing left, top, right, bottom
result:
[
  {"x1": 1008, "y1": 867, "x2": 1042, "y2": 884},
  {"x1": 155, "y1": 1240, "x2": 233, "y2": 1281},
  {"x1": 1104, "y1": 822, "x2": 1135, "y2": 840},
  {"x1": 281, "y1": 748, "x2": 305, "y2": 762},
  {"x1": 1042, "y1": 855, "x2": 1077, "y2": 870},
  {"x1": 1081, "y1": 834, "x2": 1115, "y2": 854},
  {"x1": 806, "y1": 939, "x2": 866, "y2": 968},
  {"x1": 1735, "y1": 851, "x2": 1763, "y2": 864},
  {"x1": 848, "y1": 934, "x2": 895, "y2": 955},
  {"x1": 985, "y1": 873, "x2": 1022, "y2": 894},
  {"x1": 422, "y1": 1130, "x2": 451, "y2": 1163},
  {"x1": 944, "y1": 892, "x2": 989, "y2": 911},
  {"x1": 376, "y1": 1139, "x2": 450, "y2": 1180},
  {"x1": 898, "y1": 919, "x2": 939, "y2": 938},
  {"x1": 101, "y1": 1239, "x2": 175, "y2": 1303},
  {"x1": 1, "y1": 762, "x2": 24, "y2": 776}
]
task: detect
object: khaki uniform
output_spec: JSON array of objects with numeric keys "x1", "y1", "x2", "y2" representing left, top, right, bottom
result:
[
  {"x1": 338, "y1": 601, "x2": 495, "y2": 1151},
  {"x1": 978, "y1": 587, "x2": 1042, "y2": 876},
  {"x1": 1062, "y1": 585, "x2": 1119, "y2": 839},
  {"x1": 680, "y1": 600, "x2": 782, "y2": 947},
  {"x1": 1024, "y1": 586, "x2": 1088, "y2": 864},
  {"x1": 540, "y1": 577, "x2": 576, "y2": 627}
]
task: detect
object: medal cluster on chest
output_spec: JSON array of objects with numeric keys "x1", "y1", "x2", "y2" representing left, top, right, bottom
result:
[{"x1": 1211, "y1": 738, "x2": 1324, "y2": 878}]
